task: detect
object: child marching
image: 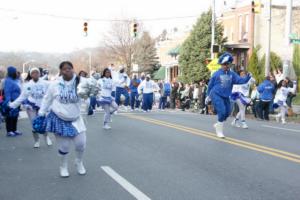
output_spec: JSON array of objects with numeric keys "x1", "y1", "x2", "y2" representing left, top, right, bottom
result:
[
  {"x1": 231, "y1": 70, "x2": 256, "y2": 129},
  {"x1": 97, "y1": 68, "x2": 118, "y2": 130},
  {"x1": 9, "y1": 67, "x2": 52, "y2": 147},
  {"x1": 38, "y1": 61, "x2": 87, "y2": 177},
  {"x1": 274, "y1": 79, "x2": 297, "y2": 124},
  {"x1": 206, "y1": 53, "x2": 252, "y2": 138}
]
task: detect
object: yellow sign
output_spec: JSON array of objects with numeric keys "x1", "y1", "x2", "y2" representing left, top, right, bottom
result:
[{"x1": 207, "y1": 58, "x2": 221, "y2": 76}]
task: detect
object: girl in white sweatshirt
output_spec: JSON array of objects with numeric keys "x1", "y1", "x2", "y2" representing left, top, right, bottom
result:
[
  {"x1": 97, "y1": 68, "x2": 118, "y2": 130},
  {"x1": 38, "y1": 61, "x2": 87, "y2": 178},
  {"x1": 274, "y1": 79, "x2": 297, "y2": 124},
  {"x1": 9, "y1": 68, "x2": 52, "y2": 148},
  {"x1": 231, "y1": 71, "x2": 256, "y2": 129}
]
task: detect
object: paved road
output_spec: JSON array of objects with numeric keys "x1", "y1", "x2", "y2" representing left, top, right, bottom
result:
[{"x1": 0, "y1": 111, "x2": 300, "y2": 200}]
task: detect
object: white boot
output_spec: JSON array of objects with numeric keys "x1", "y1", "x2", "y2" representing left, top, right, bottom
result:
[
  {"x1": 45, "y1": 135, "x2": 52, "y2": 146},
  {"x1": 34, "y1": 140, "x2": 40, "y2": 148},
  {"x1": 282, "y1": 119, "x2": 286, "y2": 124},
  {"x1": 59, "y1": 154, "x2": 69, "y2": 178},
  {"x1": 214, "y1": 122, "x2": 225, "y2": 138},
  {"x1": 231, "y1": 118, "x2": 240, "y2": 128},
  {"x1": 33, "y1": 132, "x2": 40, "y2": 148},
  {"x1": 103, "y1": 123, "x2": 111, "y2": 130},
  {"x1": 275, "y1": 115, "x2": 280, "y2": 123},
  {"x1": 75, "y1": 151, "x2": 86, "y2": 175},
  {"x1": 240, "y1": 121, "x2": 248, "y2": 129}
]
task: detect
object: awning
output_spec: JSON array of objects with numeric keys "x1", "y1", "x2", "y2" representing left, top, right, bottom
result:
[
  {"x1": 224, "y1": 43, "x2": 250, "y2": 49},
  {"x1": 153, "y1": 66, "x2": 166, "y2": 80},
  {"x1": 168, "y1": 45, "x2": 181, "y2": 56}
]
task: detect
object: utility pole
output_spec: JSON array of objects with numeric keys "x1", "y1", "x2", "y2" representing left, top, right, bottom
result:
[
  {"x1": 88, "y1": 51, "x2": 92, "y2": 75},
  {"x1": 265, "y1": 0, "x2": 272, "y2": 76},
  {"x1": 211, "y1": 0, "x2": 216, "y2": 59},
  {"x1": 283, "y1": 0, "x2": 293, "y2": 78}
]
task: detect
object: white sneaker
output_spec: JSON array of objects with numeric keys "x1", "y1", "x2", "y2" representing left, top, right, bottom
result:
[
  {"x1": 45, "y1": 136, "x2": 52, "y2": 146},
  {"x1": 214, "y1": 122, "x2": 225, "y2": 138},
  {"x1": 103, "y1": 124, "x2": 111, "y2": 130},
  {"x1": 231, "y1": 119, "x2": 240, "y2": 128},
  {"x1": 59, "y1": 155, "x2": 69, "y2": 178},
  {"x1": 75, "y1": 159, "x2": 86, "y2": 175},
  {"x1": 33, "y1": 141, "x2": 40, "y2": 148},
  {"x1": 282, "y1": 119, "x2": 286, "y2": 124},
  {"x1": 240, "y1": 121, "x2": 248, "y2": 129}
]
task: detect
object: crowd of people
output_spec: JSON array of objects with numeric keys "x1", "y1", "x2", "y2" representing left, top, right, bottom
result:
[{"x1": 0, "y1": 52, "x2": 298, "y2": 177}]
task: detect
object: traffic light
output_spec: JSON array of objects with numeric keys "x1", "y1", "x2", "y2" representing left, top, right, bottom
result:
[
  {"x1": 132, "y1": 22, "x2": 138, "y2": 38},
  {"x1": 252, "y1": 0, "x2": 261, "y2": 13},
  {"x1": 83, "y1": 22, "x2": 88, "y2": 36}
]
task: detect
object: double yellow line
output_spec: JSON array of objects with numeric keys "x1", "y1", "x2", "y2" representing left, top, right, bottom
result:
[{"x1": 125, "y1": 114, "x2": 300, "y2": 164}]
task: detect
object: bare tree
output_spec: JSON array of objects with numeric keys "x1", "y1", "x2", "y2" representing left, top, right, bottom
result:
[
  {"x1": 103, "y1": 20, "x2": 137, "y2": 74},
  {"x1": 133, "y1": 31, "x2": 159, "y2": 74}
]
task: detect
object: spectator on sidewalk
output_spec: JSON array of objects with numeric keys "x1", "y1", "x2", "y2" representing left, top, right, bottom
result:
[
  {"x1": 257, "y1": 76, "x2": 275, "y2": 120},
  {"x1": 3, "y1": 66, "x2": 22, "y2": 137}
]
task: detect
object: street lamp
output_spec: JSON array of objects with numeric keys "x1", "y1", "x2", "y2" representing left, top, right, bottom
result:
[{"x1": 22, "y1": 60, "x2": 35, "y2": 74}]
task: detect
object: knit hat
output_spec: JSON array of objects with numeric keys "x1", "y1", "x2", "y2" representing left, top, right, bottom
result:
[
  {"x1": 30, "y1": 67, "x2": 40, "y2": 75},
  {"x1": 7, "y1": 66, "x2": 17, "y2": 75}
]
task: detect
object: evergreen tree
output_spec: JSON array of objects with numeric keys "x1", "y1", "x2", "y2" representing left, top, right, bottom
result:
[
  {"x1": 259, "y1": 52, "x2": 283, "y2": 74},
  {"x1": 179, "y1": 10, "x2": 226, "y2": 83},
  {"x1": 247, "y1": 46, "x2": 264, "y2": 83},
  {"x1": 292, "y1": 44, "x2": 300, "y2": 89},
  {"x1": 133, "y1": 31, "x2": 159, "y2": 74}
]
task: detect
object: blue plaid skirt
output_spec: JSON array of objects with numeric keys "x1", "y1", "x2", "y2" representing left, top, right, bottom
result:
[
  {"x1": 46, "y1": 111, "x2": 79, "y2": 137},
  {"x1": 23, "y1": 99, "x2": 40, "y2": 111}
]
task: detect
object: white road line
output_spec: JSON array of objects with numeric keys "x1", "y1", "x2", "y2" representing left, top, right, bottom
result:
[
  {"x1": 262, "y1": 125, "x2": 300, "y2": 133},
  {"x1": 101, "y1": 166, "x2": 151, "y2": 200}
]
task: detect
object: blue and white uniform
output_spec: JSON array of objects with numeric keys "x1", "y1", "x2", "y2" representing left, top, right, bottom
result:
[
  {"x1": 274, "y1": 81, "x2": 297, "y2": 124},
  {"x1": 115, "y1": 71, "x2": 130, "y2": 106},
  {"x1": 97, "y1": 77, "x2": 118, "y2": 129},
  {"x1": 231, "y1": 77, "x2": 255, "y2": 128},
  {"x1": 39, "y1": 74, "x2": 86, "y2": 177},
  {"x1": 10, "y1": 76, "x2": 52, "y2": 147},
  {"x1": 206, "y1": 53, "x2": 251, "y2": 138},
  {"x1": 138, "y1": 78, "x2": 159, "y2": 112}
]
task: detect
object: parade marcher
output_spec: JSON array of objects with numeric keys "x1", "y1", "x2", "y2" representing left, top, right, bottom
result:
[
  {"x1": 159, "y1": 81, "x2": 171, "y2": 110},
  {"x1": 129, "y1": 74, "x2": 141, "y2": 111},
  {"x1": 3, "y1": 66, "x2": 22, "y2": 137},
  {"x1": 257, "y1": 76, "x2": 275, "y2": 121},
  {"x1": 206, "y1": 53, "x2": 251, "y2": 138},
  {"x1": 38, "y1": 61, "x2": 87, "y2": 177},
  {"x1": 9, "y1": 68, "x2": 52, "y2": 147},
  {"x1": 231, "y1": 70, "x2": 256, "y2": 129},
  {"x1": 97, "y1": 68, "x2": 118, "y2": 130},
  {"x1": 115, "y1": 67, "x2": 130, "y2": 108},
  {"x1": 138, "y1": 75, "x2": 159, "y2": 112},
  {"x1": 274, "y1": 79, "x2": 297, "y2": 124}
]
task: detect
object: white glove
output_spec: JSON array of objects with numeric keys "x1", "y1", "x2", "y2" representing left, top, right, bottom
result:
[
  {"x1": 293, "y1": 80, "x2": 297, "y2": 84},
  {"x1": 205, "y1": 96, "x2": 211, "y2": 105}
]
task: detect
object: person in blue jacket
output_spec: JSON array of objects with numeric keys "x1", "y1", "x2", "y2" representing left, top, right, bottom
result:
[
  {"x1": 257, "y1": 76, "x2": 275, "y2": 120},
  {"x1": 3, "y1": 66, "x2": 22, "y2": 137},
  {"x1": 206, "y1": 53, "x2": 251, "y2": 138},
  {"x1": 129, "y1": 74, "x2": 141, "y2": 111}
]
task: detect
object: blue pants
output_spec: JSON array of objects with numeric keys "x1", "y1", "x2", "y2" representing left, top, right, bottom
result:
[
  {"x1": 88, "y1": 96, "x2": 97, "y2": 115},
  {"x1": 159, "y1": 96, "x2": 167, "y2": 109},
  {"x1": 111, "y1": 91, "x2": 116, "y2": 98},
  {"x1": 142, "y1": 93, "x2": 153, "y2": 111},
  {"x1": 130, "y1": 92, "x2": 140, "y2": 110},
  {"x1": 211, "y1": 92, "x2": 231, "y2": 122},
  {"x1": 116, "y1": 87, "x2": 129, "y2": 106}
]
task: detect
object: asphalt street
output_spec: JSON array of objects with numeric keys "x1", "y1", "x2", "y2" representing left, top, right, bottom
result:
[{"x1": 0, "y1": 110, "x2": 300, "y2": 200}]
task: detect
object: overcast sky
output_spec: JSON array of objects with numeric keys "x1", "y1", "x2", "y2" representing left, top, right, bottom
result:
[{"x1": 0, "y1": 0, "x2": 297, "y2": 53}]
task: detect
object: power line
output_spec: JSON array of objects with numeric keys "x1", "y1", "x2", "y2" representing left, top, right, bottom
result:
[{"x1": 0, "y1": 7, "x2": 199, "y2": 22}]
